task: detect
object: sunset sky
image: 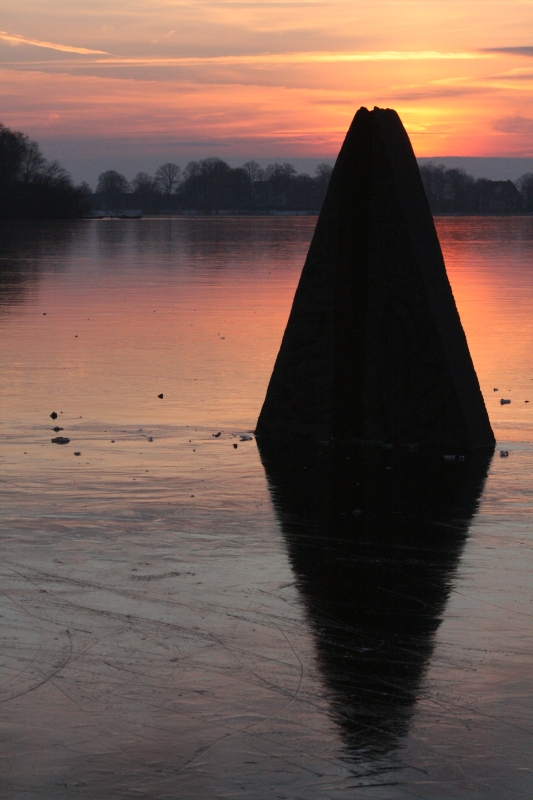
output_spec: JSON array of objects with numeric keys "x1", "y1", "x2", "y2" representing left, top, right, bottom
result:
[{"x1": 1, "y1": 0, "x2": 533, "y2": 183}]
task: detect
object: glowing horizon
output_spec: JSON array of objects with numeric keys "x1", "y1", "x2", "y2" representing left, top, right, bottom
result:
[{"x1": 2, "y1": 0, "x2": 533, "y2": 175}]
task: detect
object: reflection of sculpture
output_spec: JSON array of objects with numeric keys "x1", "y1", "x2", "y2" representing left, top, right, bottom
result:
[
  {"x1": 256, "y1": 107, "x2": 494, "y2": 452},
  {"x1": 259, "y1": 442, "x2": 492, "y2": 760}
]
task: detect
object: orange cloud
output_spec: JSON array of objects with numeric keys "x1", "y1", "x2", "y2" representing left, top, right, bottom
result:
[
  {"x1": 2, "y1": 63, "x2": 528, "y2": 160},
  {"x1": 2, "y1": 0, "x2": 533, "y2": 162}
]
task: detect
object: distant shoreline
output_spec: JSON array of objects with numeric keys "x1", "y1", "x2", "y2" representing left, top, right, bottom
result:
[{"x1": 81, "y1": 211, "x2": 533, "y2": 220}]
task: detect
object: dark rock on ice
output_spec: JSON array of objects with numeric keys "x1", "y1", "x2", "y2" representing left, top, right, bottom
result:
[
  {"x1": 50, "y1": 412, "x2": 58, "y2": 420},
  {"x1": 52, "y1": 426, "x2": 63, "y2": 432},
  {"x1": 51, "y1": 436, "x2": 70, "y2": 444}
]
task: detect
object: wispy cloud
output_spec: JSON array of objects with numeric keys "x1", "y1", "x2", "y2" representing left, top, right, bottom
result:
[
  {"x1": 103, "y1": 49, "x2": 492, "y2": 66},
  {"x1": 20, "y1": 49, "x2": 490, "y2": 68},
  {"x1": 483, "y1": 47, "x2": 533, "y2": 58},
  {"x1": 493, "y1": 114, "x2": 533, "y2": 134},
  {"x1": 0, "y1": 30, "x2": 110, "y2": 55},
  {"x1": 497, "y1": 72, "x2": 533, "y2": 81},
  {"x1": 150, "y1": 30, "x2": 177, "y2": 44},
  {"x1": 485, "y1": 67, "x2": 533, "y2": 82},
  {"x1": 390, "y1": 87, "x2": 494, "y2": 101}
]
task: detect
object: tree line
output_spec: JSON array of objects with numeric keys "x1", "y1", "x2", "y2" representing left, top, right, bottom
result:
[
  {"x1": 419, "y1": 164, "x2": 533, "y2": 215},
  {"x1": 93, "y1": 159, "x2": 333, "y2": 214},
  {"x1": 0, "y1": 123, "x2": 89, "y2": 219},
  {"x1": 93, "y1": 160, "x2": 533, "y2": 216},
  {"x1": 3, "y1": 121, "x2": 533, "y2": 219}
]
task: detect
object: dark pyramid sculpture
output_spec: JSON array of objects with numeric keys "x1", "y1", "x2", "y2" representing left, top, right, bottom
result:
[{"x1": 256, "y1": 106, "x2": 495, "y2": 452}]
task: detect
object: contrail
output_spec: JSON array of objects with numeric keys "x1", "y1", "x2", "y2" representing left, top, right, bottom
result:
[{"x1": 0, "y1": 30, "x2": 110, "y2": 55}]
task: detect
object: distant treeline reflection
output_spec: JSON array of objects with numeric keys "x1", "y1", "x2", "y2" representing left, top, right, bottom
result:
[{"x1": 3, "y1": 121, "x2": 533, "y2": 218}]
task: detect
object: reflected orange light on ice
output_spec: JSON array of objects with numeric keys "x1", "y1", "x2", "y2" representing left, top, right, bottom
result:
[
  {"x1": 3, "y1": 217, "x2": 533, "y2": 442},
  {"x1": 0, "y1": 220, "x2": 306, "y2": 429},
  {"x1": 437, "y1": 218, "x2": 533, "y2": 438}
]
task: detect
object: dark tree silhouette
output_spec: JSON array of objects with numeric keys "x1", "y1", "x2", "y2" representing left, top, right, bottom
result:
[
  {"x1": 315, "y1": 163, "x2": 333, "y2": 205},
  {"x1": 155, "y1": 163, "x2": 181, "y2": 199},
  {"x1": 420, "y1": 162, "x2": 523, "y2": 215},
  {"x1": 242, "y1": 160, "x2": 264, "y2": 207},
  {"x1": 0, "y1": 123, "x2": 27, "y2": 185},
  {"x1": 0, "y1": 122, "x2": 89, "y2": 219},
  {"x1": 261, "y1": 163, "x2": 298, "y2": 208},
  {"x1": 225, "y1": 166, "x2": 249, "y2": 209},
  {"x1": 19, "y1": 140, "x2": 46, "y2": 183},
  {"x1": 96, "y1": 170, "x2": 130, "y2": 209},
  {"x1": 39, "y1": 160, "x2": 71, "y2": 188},
  {"x1": 517, "y1": 173, "x2": 533, "y2": 212},
  {"x1": 78, "y1": 181, "x2": 93, "y2": 198},
  {"x1": 419, "y1": 165, "x2": 475, "y2": 213},
  {"x1": 291, "y1": 173, "x2": 315, "y2": 209},
  {"x1": 178, "y1": 157, "x2": 233, "y2": 212},
  {"x1": 200, "y1": 157, "x2": 232, "y2": 211},
  {"x1": 131, "y1": 172, "x2": 160, "y2": 212}
]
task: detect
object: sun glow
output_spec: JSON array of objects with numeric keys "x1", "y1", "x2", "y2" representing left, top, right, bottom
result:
[{"x1": 1, "y1": 0, "x2": 532, "y2": 173}]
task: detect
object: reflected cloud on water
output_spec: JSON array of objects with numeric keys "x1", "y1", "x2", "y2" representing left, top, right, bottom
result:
[{"x1": 259, "y1": 438, "x2": 492, "y2": 766}]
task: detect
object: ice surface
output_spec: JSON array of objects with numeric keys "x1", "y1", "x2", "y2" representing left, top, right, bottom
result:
[{"x1": 1, "y1": 218, "x2": 532, "y2": 798}]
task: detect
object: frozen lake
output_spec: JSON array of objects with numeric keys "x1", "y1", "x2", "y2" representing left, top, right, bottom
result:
[{"x1": 1, "y1": 217, "x2": 532, "y2": 799}]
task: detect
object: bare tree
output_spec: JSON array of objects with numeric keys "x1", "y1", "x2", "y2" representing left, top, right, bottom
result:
[
  {"x1": 0, "y1": 121, "x2": 88, "y2": 219},
  {"x1": 242, "y1": 160, "x2": 263, "y2": 186},
  {"x1": 132, "y1": 171, "x2": 155, "y2": 192},
  {"x1": 79, "y1": 181, "x2": 92, "y2": 196},
  {"x1": 315, "y1": 163, "x2": 332, "y2": 184},
  {"x1": 155, "y1": 163, "x2": 181, "y2": 198},
  {"x1": 39, "y1": 159, "x2": 71, "y2": 188},
  {"x1": 242, "y1": 160, "x2": 263, "y2": 207},
  {"x1": 131, "y1": 171, "x2": 158, "y2": 210},
  {"x1": 177, "y1": 158, "x2": 234, "y2": 212},
  {"x1": 0, "y1": 123, "x2": 29, "y2": 184},
  {"x1": 19, "y1": 140, "x2": 46, "y2": 183},
  {"x1": 96, "y1": 170, "x2": 130, "y2": 209},
  {"x1": 281, "y1": 162, "x2": 297, "y2": 180},
  {"x1": 201, "y1": 158, "x2": 231, "y2": 212},
  {"x1": 184, "y1": 161, "x2": 201, "y2": 180},
  {"x1": 517, "y1": 173, "x2": 533, "y2": 212},
  {"x1": 264, "y1": 162, "x2": 296, "y2": 207},
  {"x1": 315, "y1": 163, "x2": 333, "y2": 206}
]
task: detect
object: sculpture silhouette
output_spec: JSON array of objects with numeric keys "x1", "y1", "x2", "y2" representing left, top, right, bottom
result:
[{"x1": 256, "y1": 107, "x2": 494, "y2": 452}]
